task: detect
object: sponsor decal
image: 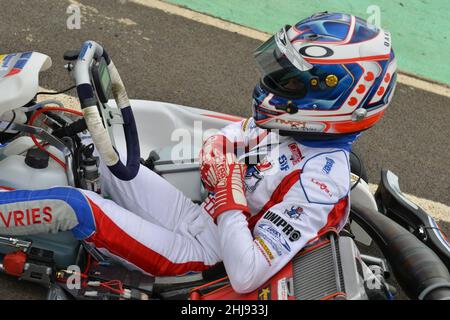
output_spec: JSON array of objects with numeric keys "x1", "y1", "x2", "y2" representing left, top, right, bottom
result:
[
  {"x1": 277, "y1": 278, "x2": 291, "y2": 300},
  {"x1": 288, "y1": 143, "x2": 303, "y2": 165},
  {"x1": 246, "y1": 159, "x2": 272, "y2": 179},
  {"x1": 310, "y1": 178, "x2": 333, "y2": 198},
  {"x1": 0, "y1": 53, "x2": 17, "y2": 69},
  {"x1": 257, "y1": 158, "x2": 272, "y2": 172},
  {"x1": 1, "y1": 52, "x2": 32, "y2": 77},
  {"x1": 258, "y1": 285, "x2": 272, "y2": 300},
  {"x1": 383, "y1": 31, "x2": 391, "y2": 47},
  {"x1": 79, "y1": 42, "x2": 93, "y2": 61},
  {"x1": 245, "y1": 159, "x2": 272, "y2": 193},
  {"x1": 275, "y1": 119, "x2": 325, "y2": 132},
  {"x1": 322, "y1": 157, "x2": 335, "y2": 174},
  {"x1": 0, "y1": 206, "x2": 52, "y2": 228},
  {"x1": 255, "y1": 243, "x2": 272, "y2": 266},
  {"x1": 284, "y1": 206, "x2": 304, "y2": 220},
  {"x1": 258, "y1": 233, "x2": 284, "y2": 256},
  {"x1": 263, "y1": 211, "x2": 302, "y2": 242},
  {"x1": 255, "y1": 237, "x2": 274, "y2": 261},
  {"x1": 278, "y1": 155, "x2": 289, "y2": 171},
  {"x1": 299, "y1": 45, "x2": 334, "y2": 58},
  {"x1": 257, "y1": 223, "x2": 291, "y2": 253},
  {"x1": 0, "y1": 55, "x2": 6, "y2": 68}
]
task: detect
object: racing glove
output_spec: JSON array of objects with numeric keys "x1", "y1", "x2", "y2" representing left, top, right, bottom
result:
[
  {"x1": 199, "y1": 134, "x2": 235, "y2": 192},
  {"x1": 199, "y1": 135, "x2": 250, "y2": 222}
]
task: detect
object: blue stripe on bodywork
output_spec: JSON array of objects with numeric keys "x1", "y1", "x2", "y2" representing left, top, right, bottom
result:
[{"x1": 0, "y1": 187, "x2": 96, "y2": 239}]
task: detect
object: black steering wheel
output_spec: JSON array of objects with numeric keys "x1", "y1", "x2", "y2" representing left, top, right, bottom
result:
[{"x1": 73, "y1": 40, "x2": 140, "y2": 181}]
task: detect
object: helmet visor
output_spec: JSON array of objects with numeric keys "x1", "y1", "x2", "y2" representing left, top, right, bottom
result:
[{"x1": 254, "y1": 26, "x2": 313, "y2": 99}]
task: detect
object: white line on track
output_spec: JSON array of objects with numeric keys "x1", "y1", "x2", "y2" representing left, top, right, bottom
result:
[{"x1": 131, "y1": 0, "x2": 450, "y2": 99}]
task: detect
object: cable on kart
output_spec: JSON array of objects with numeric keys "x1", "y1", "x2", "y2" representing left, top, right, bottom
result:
[
  {"x1": 28, "y1": 106, "x2": 83, "y2": 169},
  {"x1": 36, "y1": 85, "x2": 76, "y2": 96}
]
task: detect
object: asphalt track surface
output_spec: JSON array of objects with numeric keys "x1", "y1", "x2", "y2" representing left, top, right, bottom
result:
[{"x1": 0, "y1": 0, "x2": 449, "y2": 299}]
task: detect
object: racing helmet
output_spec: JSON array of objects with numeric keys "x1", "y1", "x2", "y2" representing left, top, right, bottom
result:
[{"x1": 252, "y1": 12, "x2": 397, "y2": 137}]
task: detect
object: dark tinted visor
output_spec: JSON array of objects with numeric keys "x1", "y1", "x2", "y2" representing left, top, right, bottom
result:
[{"x1": 254, "y1": 29, "x2": 313, "y2": 99}]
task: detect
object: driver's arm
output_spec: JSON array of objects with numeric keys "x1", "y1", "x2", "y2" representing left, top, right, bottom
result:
[
  {"x1": 216, "y1": 152, "x2": 351, "y2": 294},
  {"x1": 199, "y1": 117, "x2": 271, "y2": 192},
  {"x1": 216, "y1": 117, "x2": 271, "y2": 157}
]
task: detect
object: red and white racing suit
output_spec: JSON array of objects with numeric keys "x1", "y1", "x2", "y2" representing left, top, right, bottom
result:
[{"x1": 0, "y1": 118, "x2": 351, "y2": 293}]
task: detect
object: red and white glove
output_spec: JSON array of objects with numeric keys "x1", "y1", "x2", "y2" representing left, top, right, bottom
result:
[
  {"x1": 199, "y1": 135, "x2": 234, "y2": 192},
  {"x1": 199, "y1": 135, "x2": 249, "y2": 222}
]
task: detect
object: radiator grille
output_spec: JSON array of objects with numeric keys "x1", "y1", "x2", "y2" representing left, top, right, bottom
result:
[{"x1": 292, "y1": 241, "x2": 345, "y2": 300}]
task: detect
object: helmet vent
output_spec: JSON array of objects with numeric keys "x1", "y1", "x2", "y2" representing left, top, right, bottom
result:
[{"x1": 304, "y1": 34, "x2": 322, "y2": 41}]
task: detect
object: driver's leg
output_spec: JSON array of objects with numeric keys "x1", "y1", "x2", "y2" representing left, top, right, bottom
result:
[
  {"x1": 98, "y1": 156, "x2": 199, "y2": 232},
  {"x1": 81, "y1": 189, "x2": 221, "y2": 276},
  {"x1": 0, "y1": 185, "x2": 221, "y2": 276}
]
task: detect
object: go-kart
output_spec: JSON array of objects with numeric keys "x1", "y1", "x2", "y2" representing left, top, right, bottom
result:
[{"x1": 0, "y1": 41, "x2": 449, "y2": 300}]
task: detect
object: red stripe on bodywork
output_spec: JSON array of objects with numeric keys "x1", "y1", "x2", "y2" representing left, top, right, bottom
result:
[
  {"x1": 248, "y1": 169, "x2": 301, "y2": 229},
  {"x1": 85, "y1": 198, "x2": 210, "y2": 276},
  {"x1": 5, "y1": 68, "x2": 21, "y2": 77},
  {"x1": 0, "y1": 186, "x2": 16, "y2": 191}
]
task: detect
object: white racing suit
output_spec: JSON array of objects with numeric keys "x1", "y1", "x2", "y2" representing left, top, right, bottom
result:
[{"x1": 0, "y1": 118, "x2": 353, "y2": 293}]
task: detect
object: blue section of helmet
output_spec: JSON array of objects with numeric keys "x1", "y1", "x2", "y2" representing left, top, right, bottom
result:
[
  {"x1": 254, "y1": 63, "x2": 363, "y2": 113},
  {"x1": 350, "y1": 17, "x2": 380, "y2": 43},
  {"x1": 293, "y1": 13, "x2": 381, "y2": 45},
  {"x1": 298, "y1": 12, "x2": 351, "y2": 25},
  {"x1": 293, "y1": 13, "x2": 352, "y2": 43},
  {"x1": 390, "y1": 49, "x2": 395, "y2": 60},
  {"x1": 363, "y1": 53, "x2": 396, "y2": 110}
]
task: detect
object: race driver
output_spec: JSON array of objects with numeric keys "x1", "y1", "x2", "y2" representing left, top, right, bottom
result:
[{"x1": 0, "y1": 13, "x2": 397, "y2": 294}]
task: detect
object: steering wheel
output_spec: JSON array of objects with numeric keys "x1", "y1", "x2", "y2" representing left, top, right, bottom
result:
[{"x1": 73, "y1": 41, "x2": 140, "y2": 181}]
